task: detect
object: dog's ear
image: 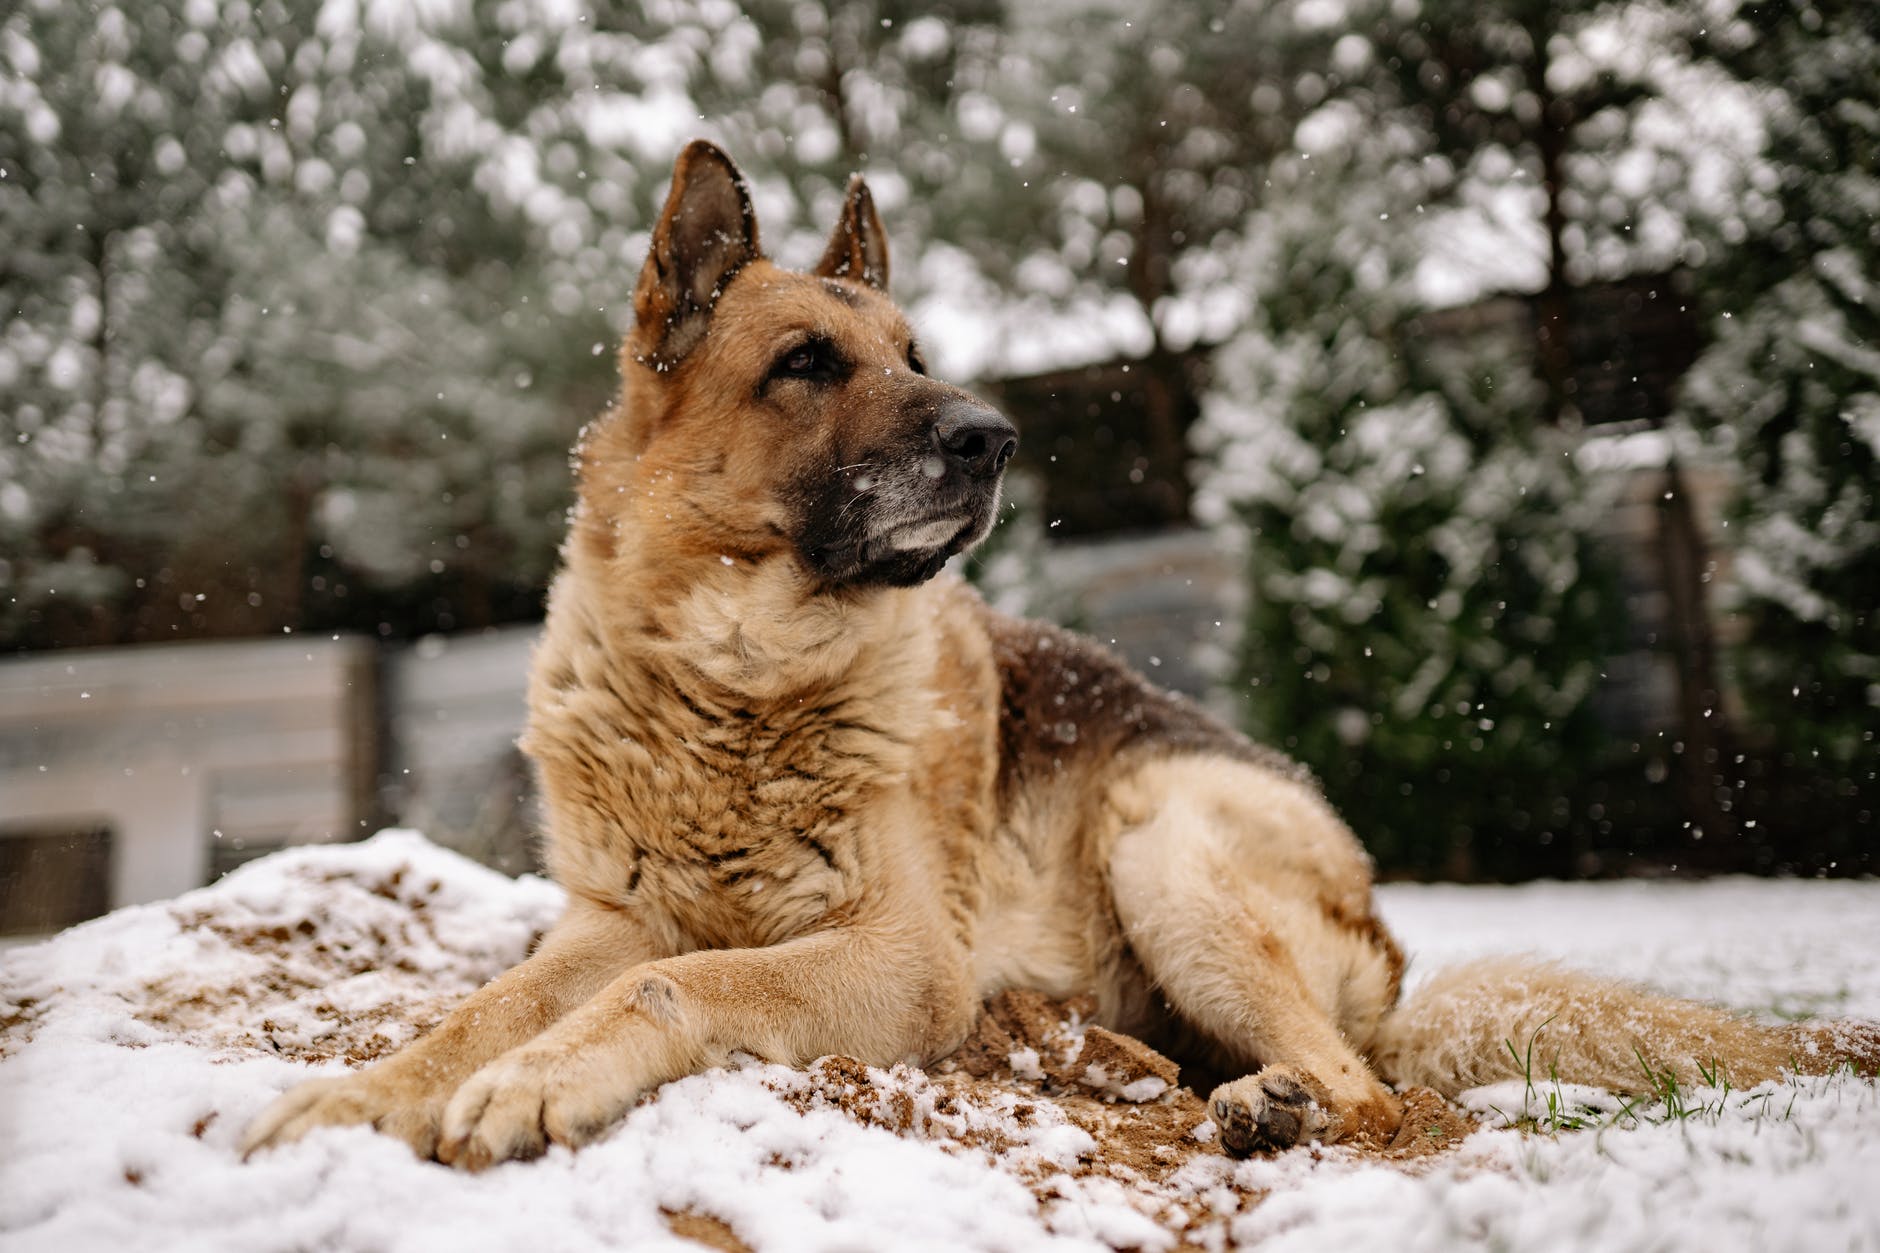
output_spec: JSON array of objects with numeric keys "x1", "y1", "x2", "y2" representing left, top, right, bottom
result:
[
  {"x1": 815, "y1": 175, "x2": 889, "y2": 292},
  {"x1": 632, "y1": 140, "x2": 761, "y2": 369}
]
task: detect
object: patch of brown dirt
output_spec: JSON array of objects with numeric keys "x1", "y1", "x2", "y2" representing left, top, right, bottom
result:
[
  {"x1": 663, "y1": 1209, "x2": 753, "y2": 1253},
  {"x1": 773, "y1": 992, "x2": 1481, "y2": 1247},
  {"x1": 1382, "y1": 1086, "x2": 1476, "y2": 1160},
  {"x1": 139, "y1": 979, "x2": 462, "y2": 1066},
  {"x1": 131, "y1": 860, "x2": 539, "y2": 1065},
  {"x1": 0, "y1": 995, "x2": 41, "y2": 1058}
]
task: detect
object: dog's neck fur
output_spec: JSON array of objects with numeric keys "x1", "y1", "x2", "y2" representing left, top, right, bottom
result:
[
  {"x1": 556, "y1": 352, "x2": 945, "y2": 709},
  {"x1": 557, "y1": 541, "x2": 915, "y2": 708}
]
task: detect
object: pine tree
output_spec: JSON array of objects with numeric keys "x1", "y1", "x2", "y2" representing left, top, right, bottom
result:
[
  {"x1": 0, "y1": 1, "x2": 723, "y2": 647},
  {"x1": 1196, "y1": 112, "x2": 1621, "y2": 878},
  {"x1": 1681, "y1": 0, "x2": 1880, "y2": 870}
]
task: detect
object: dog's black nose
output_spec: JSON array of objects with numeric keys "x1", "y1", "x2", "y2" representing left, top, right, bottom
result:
[{"x1": 933, "y1": 402, "x2": 1018, "y2": 478}]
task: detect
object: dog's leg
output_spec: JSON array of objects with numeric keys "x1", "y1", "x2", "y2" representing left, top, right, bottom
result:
[
  {"x1": 435, "y1": 925, "x2": 951, "y2": 1169},
  {"x1": 1108, "y1": 779, "x2": 1403, "y2": 1156},
  {"x1": 241, "y1": 901, "x2": 660, "y2": 1158}
]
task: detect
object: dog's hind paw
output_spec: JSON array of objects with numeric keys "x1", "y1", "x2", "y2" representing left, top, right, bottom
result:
[{"x1": 1207, "y1": 1065, "x2": 1332, "y2": 1156}]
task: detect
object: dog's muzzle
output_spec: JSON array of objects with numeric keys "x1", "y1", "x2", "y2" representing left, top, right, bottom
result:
[{"x1": 794, "y1": 396, "x2": 1018, "y2": 589}]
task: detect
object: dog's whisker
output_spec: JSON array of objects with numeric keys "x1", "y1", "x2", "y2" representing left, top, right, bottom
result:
[{"x1": 835, "y1": 491, "x2": 876, "y2": 529}]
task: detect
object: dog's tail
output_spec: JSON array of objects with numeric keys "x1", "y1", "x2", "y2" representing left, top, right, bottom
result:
[{"x1": 1370, "y1": 957, "x2": 1880, "y2": 1098}]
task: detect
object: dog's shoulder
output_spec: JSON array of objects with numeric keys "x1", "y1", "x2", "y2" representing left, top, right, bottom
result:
[{"x1": 974, "y1": 599, "x2": 1310, "y2": 795}]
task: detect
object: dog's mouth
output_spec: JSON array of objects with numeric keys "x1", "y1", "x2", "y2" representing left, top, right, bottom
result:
[
  {"x1": 800, "y1": 482, "x2": 1002, "y2": 589},
  {"x1": 881, "y1": 515, "x2": 972, "y2": 554}
]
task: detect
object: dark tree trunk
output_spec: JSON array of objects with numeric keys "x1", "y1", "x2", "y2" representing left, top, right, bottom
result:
[
  {"x1": 277, "y1": 470, "x2": 315, "y2": 632},
  {"x1": 1528, "y1": 28, "x2": 1576, "y2": 426},
  {"x1": 1126, "y1": 172, "x2": 1192, "y2": 524},
  {"x1": 820, "y1": 40, "x2": 860, "y2": 162},
  {"x1": 1138, "y1": 349, "x2": 1191, "y2": 523},
  {"x1": 86, "y1": 224, "x2": 114, "y2": 449}
]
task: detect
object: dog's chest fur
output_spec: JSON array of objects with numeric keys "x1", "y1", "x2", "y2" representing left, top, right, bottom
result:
[{"x1": 523, "y1": 569, "x2": 1002, "y2": 955}]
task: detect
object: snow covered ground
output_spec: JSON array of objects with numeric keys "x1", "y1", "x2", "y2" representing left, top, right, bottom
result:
[{"x1": 3, "y1": 831, "x2": 1878, "y2": 1253}]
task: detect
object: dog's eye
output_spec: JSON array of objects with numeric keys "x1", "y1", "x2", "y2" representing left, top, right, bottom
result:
[
  {"x1": 770, "y1": 340, "x2": 841, "y2": 383},
  {"x1": 907, "y1": 344, "x2": 927, "y2": 376}
]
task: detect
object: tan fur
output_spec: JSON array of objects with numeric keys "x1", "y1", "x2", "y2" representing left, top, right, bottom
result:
[
  {"x1": 1373, "y1": 958, "x2": 1862, "y2": 1095},
  {"x1": 243, "y1": 142, "x2": 1875, "y2": 1170}
]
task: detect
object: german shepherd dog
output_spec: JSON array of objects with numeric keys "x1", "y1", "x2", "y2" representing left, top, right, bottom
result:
[{"x1": 245, "y1": 142, "x2": 1871, "y2": 1170}]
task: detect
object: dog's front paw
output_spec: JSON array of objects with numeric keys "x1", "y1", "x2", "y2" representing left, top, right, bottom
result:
[
  {"x1": 241, "y1": 1067, "x2": 449, "y2": 1160},
  {"x1": 1207, "y1": 1065, "x2": 1333, "y2": 1157},
  {"x1": 436, "y1": 1048, "x2": 633, "y2": 1171}
]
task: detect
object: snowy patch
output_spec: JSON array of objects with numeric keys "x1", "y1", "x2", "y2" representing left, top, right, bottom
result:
[
  {"x1": 1457, "y1": 1078, "x2": 1631, "y2": 1128},
  {"x1": 3, "y1": 835, "x2": 1879, "y2": 1252},
  {"x1": 1008, "y1": 1045, "x2": 1045, "y2": 1082}
]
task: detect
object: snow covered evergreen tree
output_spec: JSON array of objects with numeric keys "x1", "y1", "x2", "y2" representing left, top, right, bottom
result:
[
  {"x1": 1196, "y1": 115, "x2": 1621, "y2": 878},
  {"x1": 1680, "y1": 0, "x2": 1880, "y2": 867},
  {"x1": 0, "y1": 0, "x2": 1024, "y2": 649},
  {"x1": 0, "y1": 0, "x2": 652, "y2": 646}
]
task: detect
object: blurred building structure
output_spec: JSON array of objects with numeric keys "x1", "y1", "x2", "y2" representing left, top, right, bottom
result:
[{"x1": 0, "y1": 636, "x2": 376, "y2": 933}]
